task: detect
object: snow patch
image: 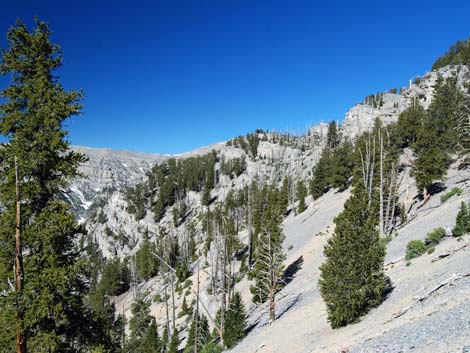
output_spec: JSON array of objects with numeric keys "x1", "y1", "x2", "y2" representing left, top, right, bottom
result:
[{"x1": 69, "y1": 186, "x2": 92, "y2": 210}]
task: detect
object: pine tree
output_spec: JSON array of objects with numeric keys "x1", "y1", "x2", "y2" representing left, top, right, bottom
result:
[
  {"x1": 142, "y1": 318, "x2": 162, "y2": 353},
  {"x1": 202, "y1": 186, "x2": 212, "y2": 206},
  {"x1": 329, "y1": 140, "x2": 354, "y2": 191},
  {"x1": 452, "y1": 202, "x2": 470, "y2": 237},
  {"x1": 296, "y1": 180, "x2": 307, "y2": 214},
  {"x1": 167, "y1": 330, "x2": 179, "y2": 353},
  {"x1": 136, "y1": 232, "x2": 159, "y2": 281},
  {"x1": 129, "y1": 297, "x2": 152, "y2": 344},
  {"x1": 412, "y1": 127, "x2": 448, "y2": 196},
  {"x1": 0, "y1": 18, "x2": 109, "y2": 352},
  {"x1": 250, "y1": 187, "x2": 285, "y2": 322},
  {"x1": 319, "y1": 184, "x2": 388, "y2": 328},
  {"x1": 310, "y1": 149, "x2": 332, "y2": 199},
  {"x1": 184, "y1": 314, "x2": 209, "y2": 353},
  {"x1": 326, "y1": 121, "x2": 340, "y2": 149},
  {"x1": 396, "y1": 102, "x2": 425, "y2": 148},
  {"x1": 223, "y1": 292, "x2": 247, "y2": 349},
  {"x1": 200, "y1": 342, "x2": 222, "y2": 353},
  {"x1": 426, "y1": 75, "x2": 463, "y2": 151}
]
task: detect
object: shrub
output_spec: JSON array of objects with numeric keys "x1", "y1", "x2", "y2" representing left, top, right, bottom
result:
[
  {"x1": 424, "y1": 227, "x2": 446, "y2": 246},
  {"x1": 440, "y1": 187, "x2": 463, "y2": 203},
  {"x1": 405, "y1": 240, "x2": 427, "y2": 260}
]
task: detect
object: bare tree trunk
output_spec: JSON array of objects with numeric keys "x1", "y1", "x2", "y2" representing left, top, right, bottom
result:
[
  {"x1": 14, "y1": 156, "x2": 27, "y2": 353},
  {"x1": 164, "y1": 280, "x2": 170, "y2": 336},
  {"x1": 269, "y1": 291, "x2": 275, "y2": 322},
  {"x1": 194, "y1": 265, "x2": 200, "y2": 353},
  {"x1": 170, "y1": 271, "x2": 176, "y2": 334},
  {"x1": 379, "y1": 130, "x2": 384, "y2": 237}
]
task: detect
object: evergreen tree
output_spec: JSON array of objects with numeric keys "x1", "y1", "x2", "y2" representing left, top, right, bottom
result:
[
  {"x1": 328, "y1": 140, "x2": 354, "y2": 191},
  {"x1": 412, "y1": 127, "x2": 448, "y2": 196},
  {"x1": 167, "y1": 330, "x2": 179, "y2": 353},
  {"x1": 250, "y1": 187, "x2": 285, "y2": 321},
  {"x1": 129, "y1": 297, "x2": 152, "y2": 345},
  {"x1": 395, "y1": 102, "x2": 425, "y2": 148},
  {"x1": 202, "y1": 186, "x2": 212, "y2": 206},
  {"x1": 296, "y1": 180, "x2": 307, "y2": 214},
  {"x1": 426, "y1": 75, "x2": 463, "y2": 151},
  {"x1": 326, "y1": 121, "x2": 340, "y2": 149},
  {"x1": 278, "y1": 177, "x2": 289, "y2": 214},
  {"x1": 452, "y1": 202, "x2": 470, "y2": 237},
  {"x1": 0, "y1": 19, "x2": 109, "y2": 352},
  {"x1": 200, "y1": 342, "x2": 222, "y2": 353},
  {"x1": 184, "y1": 314, "x2": 209, "y2": 353},
  {"x1": 223, "y1": 292, "x2": 247, "y2": 349},
  {"x1": 141, "y1": 318, "x2": 162, "y2": 353},
  {"x1": 136, "y1": 232, "x2": 159, "y2": 281},
  {"x1": 319, "y1": 184, "x2": 388, "y2": 328},
  {"x1": 310, "y1": 149, "x2": 332, "y2": 199}
]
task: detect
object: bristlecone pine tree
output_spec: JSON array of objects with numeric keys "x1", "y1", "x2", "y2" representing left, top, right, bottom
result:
[
  {"x1": 319, "y1": 184, "x2": 388, "y2": 328},
  {"x1": 250, "y1": 187, "x2": 285, "y2": 322},
  {"x1": 0, "y1": 19, "x2": 111, "y2": 352}
]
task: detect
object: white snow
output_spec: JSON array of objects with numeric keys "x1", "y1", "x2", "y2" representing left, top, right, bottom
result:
[{"x1": 69, "y1": 185, "x2": 92, "y2": 210}]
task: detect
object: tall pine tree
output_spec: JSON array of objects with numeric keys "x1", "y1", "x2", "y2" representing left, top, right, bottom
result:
[
  {"x1": 319, "y1": 183, "x2": 388, "y2": 328},
  {"x1": 0, "y1": 18, "x2": 108, "y2": 352}
]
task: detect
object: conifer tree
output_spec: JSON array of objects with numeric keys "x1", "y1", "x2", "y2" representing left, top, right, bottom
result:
[
  {"x1": 452, "y1": 202, "x2": 470, "y2": 237},
  {"x1": 0, "y1": 18, "x2": 108, "y2": 352},
  {"x1": 223, "y1": 292, "x2": 247, "y2": 349},
  {"x1": 129, "y1": 296, "x2": 152, "y2": 345},
  {"x1": 426, "y1": 75, "x2": 462, "y2": 151},
  {"x1": 412, "y1": 127, "x2": 448, "y2": 196},
  {"x1": 329, "y1": 140, "x2": 354, "y2": 191},
  {"x1": 142, "y1": 318, "x2": 162, "y2": 353},
  {"x1": 136, "y1": 232, "x2": 159, "y2": 281},
  {"x1": 326, "y1": 121, "x2": 340, "y2": 149},
  {"x1": 396, "y1": 102, "x2": 425, "y2": 148},
  {"x1": 202, "y1": 186, "x2": 212, "y2": 206},
  {"x1": 250, "y1": 187, "x2": 285, "y2": 322},
  {"x1": 167, "y1": 330, "x2": 179, "y2": 353},
  {"x1": 184, "y1": 313, "x2": 209, "y2": 353},
  {"x1": 296, "y1": 180, "x2": 307, "y2": 214},
  {"x1": 310, "y1": 149, "x2": 332, "y2": 199},
  {"x1": 319, "y1": 183, "x2": 388, "y2": 328},
  {"x1": 200, "y1": 342, "x2": 222, "y2": 353}
]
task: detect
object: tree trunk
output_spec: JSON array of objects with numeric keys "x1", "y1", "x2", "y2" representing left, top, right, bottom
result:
[
  {"x1": 14, "y1": 156, "x2": 27, "y2": 353},
  {"x1": 194, "y1": 265, "x2": 200, "y2": 353}
]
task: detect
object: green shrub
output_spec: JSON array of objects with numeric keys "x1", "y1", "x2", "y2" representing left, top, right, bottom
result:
[
  {"x1": 440, "y1": 187, "x2": 463, "y2": 203},
  {"x1": 405, "y1": 240, "x2": 427, "y2": 260},
  {"x1": 424, "y1": 227, "x2": 446, "y2": 246},
  {"x1": 427, "y1": 247, "x2": 435, "y2": 254},
  {"x1": 154, "y1": 294, "x2": 163, "y2": 302}
]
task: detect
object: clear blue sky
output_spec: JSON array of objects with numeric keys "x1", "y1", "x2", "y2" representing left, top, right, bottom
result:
[{"x1": 0, "y1": 0, "x2": 469, "y2": 154}]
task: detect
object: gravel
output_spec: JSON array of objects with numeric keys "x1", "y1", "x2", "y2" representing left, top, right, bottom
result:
[{"x1": 350, "y1": 300, "x2": 470, "y2": 353}]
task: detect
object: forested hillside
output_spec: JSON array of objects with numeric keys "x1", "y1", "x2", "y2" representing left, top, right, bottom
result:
[{"x1": 0, "y1": 20, "x2": 469, "y2": 353}]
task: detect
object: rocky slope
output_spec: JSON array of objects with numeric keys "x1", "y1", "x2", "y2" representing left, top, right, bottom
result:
[{"x1": 69, "y1": 64, "x2": 470, "y2": 352}]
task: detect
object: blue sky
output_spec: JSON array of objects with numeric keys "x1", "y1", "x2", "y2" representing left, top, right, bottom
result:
[{"x1": 0, "y1": 0, "x2": 469, "y2": 154}]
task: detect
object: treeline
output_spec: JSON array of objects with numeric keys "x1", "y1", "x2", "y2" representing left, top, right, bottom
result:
[{"x1": 432, "y1": 38, "x2": 470, "y2": 70}]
